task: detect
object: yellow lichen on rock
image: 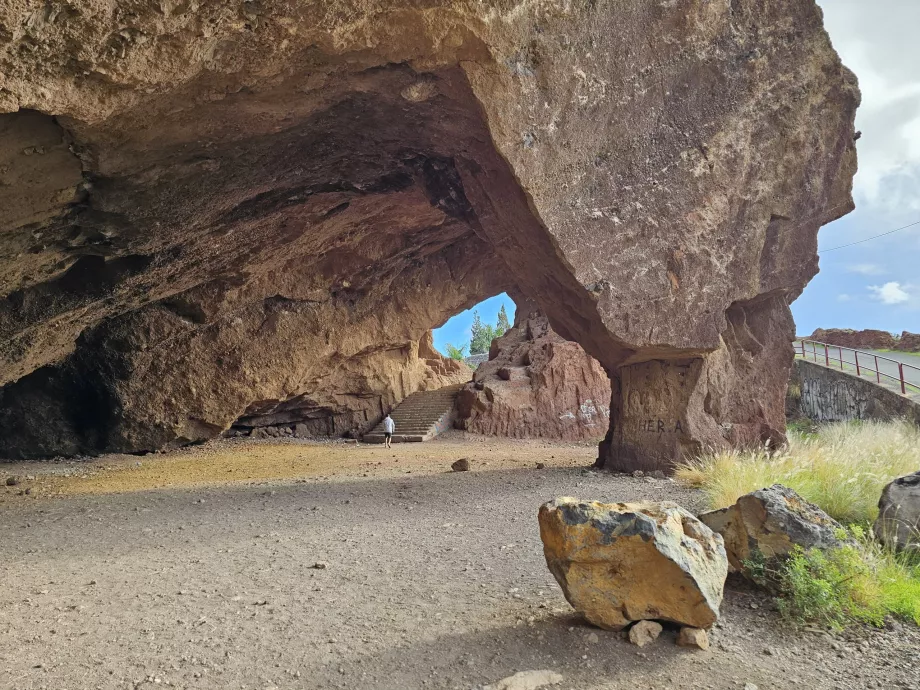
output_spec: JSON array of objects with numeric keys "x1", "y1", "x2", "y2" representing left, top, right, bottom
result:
[{"x1": 538, "y1": 498, "x2": 728, "y2": 631}]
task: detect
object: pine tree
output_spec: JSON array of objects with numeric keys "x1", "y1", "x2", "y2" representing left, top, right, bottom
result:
[
  {"x1": 496, "y1": 304, "x2": 511, "y2": 335},
  {"x1": 469, "y1": 310, "x2": 492, "y2": 355}
]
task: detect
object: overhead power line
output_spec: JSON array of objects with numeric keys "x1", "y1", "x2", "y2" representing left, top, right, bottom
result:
[{"x1": 818, "y1": 219, "x2": 920, "y2": 253}]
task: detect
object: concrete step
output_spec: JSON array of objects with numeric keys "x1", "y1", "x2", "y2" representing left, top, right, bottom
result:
[{"x1": 364, "y1": 385, "x2": 460, "y2": 443}]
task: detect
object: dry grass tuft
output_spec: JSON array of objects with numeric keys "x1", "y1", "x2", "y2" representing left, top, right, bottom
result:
[{"x1": 675, "y1": 420, "x2": 920, "y2": 524}]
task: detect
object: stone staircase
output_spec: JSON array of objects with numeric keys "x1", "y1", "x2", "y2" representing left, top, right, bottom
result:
[{"x1": 363, "y1": 384, "x2": 464, "y2": 443}]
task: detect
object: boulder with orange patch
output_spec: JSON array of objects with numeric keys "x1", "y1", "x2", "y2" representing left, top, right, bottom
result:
[{"x1": 538, "y1": 498, "x2": 727, "y2": 631}]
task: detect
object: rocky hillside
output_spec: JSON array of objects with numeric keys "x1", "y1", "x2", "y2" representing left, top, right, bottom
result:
[{"x1": 807, "y1": 329, "x2": 920, "y2": 352}]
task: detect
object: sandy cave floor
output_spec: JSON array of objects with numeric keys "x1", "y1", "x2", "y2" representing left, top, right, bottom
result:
[{"x1": 1, "y1": 433, "x2": 919, "y2": 690}]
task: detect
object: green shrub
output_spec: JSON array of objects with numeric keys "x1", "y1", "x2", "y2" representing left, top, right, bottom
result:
[
  {"x1": 444, "y1": 343, "x2": 467, "y2": 360},
  {"x1": 772, "y1": 540, "x2": 884, "y2": 630},
  {"x1": 766, "y1": 527, "x2": 920, "y2": 629}
]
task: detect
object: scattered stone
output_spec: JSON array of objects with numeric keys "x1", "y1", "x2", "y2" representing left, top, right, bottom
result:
[
  {"x1": 631, "y1": 470, "x2": 644, "y2": 478},
  {"x1": 451, "y1": 458, "x2": 470, "y2": 472},
  {"x1": 483, "y1": 669, "x2": 564, "y2": 690},
  {"x1": 6, "y1": 476, "x2": 19, "y2": 486},
  {"x1": 538, "y1": 498, "x2": 728, "y2": 630},
  {"x1": 874, "y1": 471, "x2": 920, "y2": 551},
  {"x1": 311, "y1": 562, "x2": 328, "y2": 570},
  {"x1": 699, "y1": 484, "x2": 843, "y2": 575},
  {"x1": 744, "y1": 684, "x2": 759, "y2": 690},
  {"x1": 536, "y1": 462, "x2": 545, "y2": 470},
  {"x1": 628, "y1": 620, "x2": 662, "y2": 648},
  {"x1": 676, "y1": 627, "x2": 709, "y2": 650},
  {"x1": 651, "y1": 470, "x2": 666, "y2": 479}
]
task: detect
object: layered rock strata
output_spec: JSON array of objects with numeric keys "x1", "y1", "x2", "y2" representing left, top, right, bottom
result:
[{"x1": 0, "y1": 0, "x2": 858, "y2": 464}]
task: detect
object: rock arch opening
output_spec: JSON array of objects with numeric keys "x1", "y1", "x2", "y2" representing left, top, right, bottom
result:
[
  {"x1": 432, "y1": 293, "x2": 516, "y2": 364},
  {"x1": 0, "y1": 1, "x2": 858, "y2": 471}
]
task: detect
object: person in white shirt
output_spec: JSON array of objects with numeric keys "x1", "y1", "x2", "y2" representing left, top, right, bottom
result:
[{"x1": 382, "y1": 414, "x2": 395, "y2": 448}]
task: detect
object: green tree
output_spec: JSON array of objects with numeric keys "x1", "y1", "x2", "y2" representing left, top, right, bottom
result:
[
  {"x1": 496, "y1": 304, "x2": 511, "y2": 335},
  {"x1": 469, "y1": 310, "x2": 496, "y2": 355},
  {"x1": 445, "y1": 343, "x2": 467, "y2": 360}
]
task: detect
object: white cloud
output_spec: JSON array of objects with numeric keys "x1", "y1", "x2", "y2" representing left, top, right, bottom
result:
[
  {"x1": 868, "y1": 281, "x2": 911, "y2": 304},
  {"x1": 847, "y1": 263, "x2": 886, "y2": 275},
  {"x1": 837, "y1": 294, "x2": 852, "y2": 302},
  {"x1": 817, "y1": 1, "x2": 920, "y2": 216}
]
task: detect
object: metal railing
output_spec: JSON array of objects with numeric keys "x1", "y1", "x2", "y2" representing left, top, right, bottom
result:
[{"x1": 795, "y1": 339, "x2": 920, "y2": 396}]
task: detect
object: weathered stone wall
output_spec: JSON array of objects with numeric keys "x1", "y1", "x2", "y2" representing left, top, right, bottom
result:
[{"x1": 791, "y1": 359, "x2": 920, "y2": 425}]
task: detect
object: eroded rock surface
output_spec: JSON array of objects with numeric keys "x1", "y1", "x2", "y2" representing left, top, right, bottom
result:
[
  {"x1": 455, "y1": 304, "x2": 610, "y2": 441},
  {"x1": 0, "y1": 0, "x2": 858, "y2": 461},
  {"x1": 874, "y1": 471, "x2": 920, "y2": 551},
  {"x1": 699, "y1": 484, "x2": 844, "y2": 574},
  {"x1": 538, "y1": 498, "x2": 728, "y2": 631}
]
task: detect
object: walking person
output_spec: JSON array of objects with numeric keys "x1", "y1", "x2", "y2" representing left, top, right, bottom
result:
[{"x1": 382, "y1": 413, "x2": 395, "y2": 449}]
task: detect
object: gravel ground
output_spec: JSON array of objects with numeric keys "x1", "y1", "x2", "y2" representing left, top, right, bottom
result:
[{"x1": 1, "y1": 435, "x2": 919, "y2": 690}]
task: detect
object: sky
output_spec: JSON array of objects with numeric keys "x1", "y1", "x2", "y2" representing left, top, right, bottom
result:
[
  {"x1": 432, "y1": 293, "x2": 515, "y2": 357},
  {"x1": 794, "y1": 0, "x2": 920, "y2": 335},
  {"x1": 435, "y1": 2, "x2": 920, "y2": 355}
]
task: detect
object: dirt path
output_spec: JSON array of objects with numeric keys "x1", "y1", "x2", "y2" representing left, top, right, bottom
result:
[{"x1": 2, "y1": 435, "x2": 918, "y2": 689}]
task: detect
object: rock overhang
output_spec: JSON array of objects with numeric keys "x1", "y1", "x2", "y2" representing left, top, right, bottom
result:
[{"x1": 0, "y1": 0, "x2": 859, "y2": 463}]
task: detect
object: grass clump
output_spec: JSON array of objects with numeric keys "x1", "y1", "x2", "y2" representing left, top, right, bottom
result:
[
  {"x1": 765, "y1": 528, "x2": 920, "y2": 629},
  {"x1": 678, "y1": 421, "x2": 920, "y2": 628},
  {"x1": 675, "y1": 420, "x2": 920, "y2": 524}
]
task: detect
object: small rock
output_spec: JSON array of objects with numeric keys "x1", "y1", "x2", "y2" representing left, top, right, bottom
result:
[
  {"x1": 311, "y1": 562, "x2": 328, "y2": 570},
  {"x1": 628, "y1": 620, "x2": 662, "y2": 648},
  {"x1": 451, "y1": 458, "x2": 470, "y2": 472},
  {"x1": 651, "y1": 470, "x2": 666, "y2": 479},
  {"x1": 536, "y1": 462, "x2": 546, "y2": 470},
  {"x1": 744, "y1": 685, "x2": 759, "y2": 690},
  {"x1": 6, "y1": 476, "x2": 19, "y2": 486},
  {"x1": 631, "y1": 470, "x2": 644, "y2": 478},
  {"x1": 676, "y1": 627, "x2": 709, "y2": 650},
  {"x1": 483, "y1": 669, "x2": 564, "y2": 690},
  {"x1": 586, "y1": 632, "x2": 599, "y2": 644}
]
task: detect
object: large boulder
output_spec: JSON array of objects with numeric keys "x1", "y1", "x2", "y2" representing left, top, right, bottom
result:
[
  {"x1": 538, "y1": 498, "x2": 728, "y2": 631},
  {"x1": 874, "y1": 472, "x2": 920, "y2": 551},
  {"x1": 699, "y1": 484, "x2": 843, "y2": 574}
]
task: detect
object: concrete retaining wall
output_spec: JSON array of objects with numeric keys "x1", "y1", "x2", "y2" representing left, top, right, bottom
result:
[{"x1": 791, "y1": 359, "x2": 920, "y2": 425}]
